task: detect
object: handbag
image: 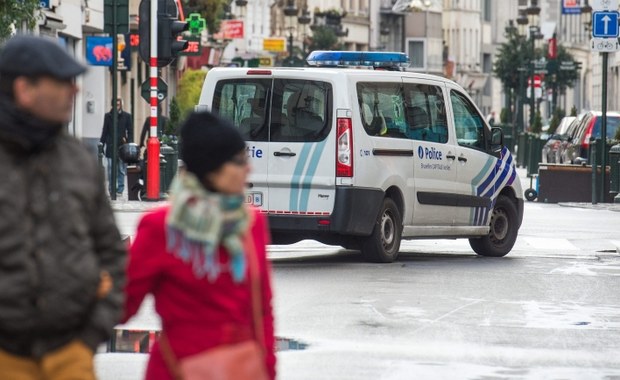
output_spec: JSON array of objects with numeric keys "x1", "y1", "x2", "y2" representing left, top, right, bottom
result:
[{"x1": 158, "y1": 234, "x2": 269, "y2": 380}]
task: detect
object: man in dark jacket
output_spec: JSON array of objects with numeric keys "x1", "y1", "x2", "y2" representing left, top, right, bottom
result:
[
  {"x1": 100, "y1": 97, "x2": 133, "y2": 196},
  {"x1": 0, "y1": 35, "x2": 126, "y2": 379}
]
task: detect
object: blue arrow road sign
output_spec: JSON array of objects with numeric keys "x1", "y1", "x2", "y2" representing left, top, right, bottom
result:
[{"x1": 592, "y1": 11, "x2": 620, "y2": 38}]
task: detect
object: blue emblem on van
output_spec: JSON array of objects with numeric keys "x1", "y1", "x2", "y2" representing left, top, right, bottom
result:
[{"x1": 417, "y1": 146, "x2": 424, "y2": 159}]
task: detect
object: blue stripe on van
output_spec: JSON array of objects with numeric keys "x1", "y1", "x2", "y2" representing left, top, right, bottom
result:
[
  {"x1": 299, "y1": 140, "x2": 327, "y2": 211},
  {"x1": 289, "y1": 143, "x2": 313, "y2": 211}
]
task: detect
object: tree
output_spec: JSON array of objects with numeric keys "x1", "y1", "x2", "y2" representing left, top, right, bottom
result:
[
  {"x1": 542, "y1": 43, "x2": 579, "y2": 113},
  {"x1": 0, "y1": 0, "x2": 40, "y2": 41},
  {"x1": 493, "y1": 25, "x2": 535, "y2": 126},
  {"x1": 307, "y1": 25, "x2": 340, "y2": 51},
  {"x1": 166, "y1": 96, "x2": 181, "y2": 136},
  {"x1": 548, "y1": 107, "x2": 565, "y2": 135},
  {"x1": 177, "y1": 69, "x2": 207, "y2": 117}
]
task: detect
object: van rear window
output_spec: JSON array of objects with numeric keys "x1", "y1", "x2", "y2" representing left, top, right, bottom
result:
[{"x1": 212, "y1": 79, "x2": 332, "y2": 142}]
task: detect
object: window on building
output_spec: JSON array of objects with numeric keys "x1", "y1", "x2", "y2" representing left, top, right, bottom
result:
[
  {"x1": 482, "y1": 53, "x2": 492, "y2": 96},
  {"x1": 483, "y1": 0, "x2": 491, "y2": 22},
  {"x1": 408, "y1": 39, "x2": 425, "y2": 69}
]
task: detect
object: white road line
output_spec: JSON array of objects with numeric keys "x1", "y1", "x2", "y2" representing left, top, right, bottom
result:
[{"x1": 522, "y1": 237, "x2": 580, "y2": 251}]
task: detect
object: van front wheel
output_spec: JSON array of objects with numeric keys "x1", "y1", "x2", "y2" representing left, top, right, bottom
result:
[
  {"x1": 469, "y1": 195, "x2": 518, "y2": 257},
  {"x1": 361, "y1": 198, "x2": 402, "y2": 263}
]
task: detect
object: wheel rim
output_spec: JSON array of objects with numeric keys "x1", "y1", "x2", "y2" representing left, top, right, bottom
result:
[
  {"x1": 489, "y1": 208, "x2": 509, "y2": 243},
  {"x1": 381, "y1": 211, "x2": 395, "y2": 249}
]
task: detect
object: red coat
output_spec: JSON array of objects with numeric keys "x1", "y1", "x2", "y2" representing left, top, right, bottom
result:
[{"x1": 123, "y1": 206, "x2": 276, "y2": 380}]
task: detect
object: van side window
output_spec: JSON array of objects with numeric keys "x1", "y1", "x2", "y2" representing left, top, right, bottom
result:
[
  {"x1": 402, "y1": 83, "x2": 448, "y2": 143},
  {"x1": 357, "y1": 82, "x2": 407, "y2": 138},
  {"x1": 212, "y1": 79, "x2": 271, "y2": 141},
  {"x1": 450, "y1": 90, "x2": 487, "y2": 150},
  {"x1": 270, "y1": 79, "x2": 332, "y2": 142}
]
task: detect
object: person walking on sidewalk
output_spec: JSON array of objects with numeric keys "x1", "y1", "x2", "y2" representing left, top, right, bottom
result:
[
  {"x1": 0, "y1": 35, "x2": 127, "y2": 380},
  {"x1": 123, "y1": 111, "x2": 276, "y2": 380},
  {"x1": 100, "y1": 97, "x2": 133, "y2": 196}
]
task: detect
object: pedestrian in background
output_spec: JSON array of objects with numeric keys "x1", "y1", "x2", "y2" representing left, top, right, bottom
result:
[
  {"x1": 100, "y1": 97, "x2": 133, "y2": 196},
  {"x1": 123, "y1": 111, "x2": 276, "y2": 380},
  {"x1": 0, "y1": 34, "x2": 126, "y2": 380}
]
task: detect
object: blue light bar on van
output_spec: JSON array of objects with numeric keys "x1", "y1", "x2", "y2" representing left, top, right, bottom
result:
[{"x1": 306, "y1": 51, "x2": 410, "y2": 69}]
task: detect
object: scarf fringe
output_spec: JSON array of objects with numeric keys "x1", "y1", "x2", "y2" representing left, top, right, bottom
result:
[{"x1": 166, "y1": 226, "x2": 246, "y2": 283}]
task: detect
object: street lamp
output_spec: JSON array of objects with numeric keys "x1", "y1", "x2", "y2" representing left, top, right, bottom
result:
[
  {"x1": 283, "y1": 0, "x2": 298, "y2": 64},
  {"x1": 526, "y1": 0, "x2": 541, "y2": 130}
]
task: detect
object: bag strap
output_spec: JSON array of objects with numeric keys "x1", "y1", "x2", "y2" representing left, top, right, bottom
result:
[
  {"x1": 157, "y1": 232, "x2": 265, "y2": 380},
  {"x1": 244, "y1": 233, "x2": 265, "y2": 351},
  {"x1": 158, "y1": 332, "x2": 183, "y2": 380}
]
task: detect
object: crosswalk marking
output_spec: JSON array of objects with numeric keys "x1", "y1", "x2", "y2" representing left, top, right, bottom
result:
[{"x1": 522, "y1": 237, "x2": 580, "y2": 251}]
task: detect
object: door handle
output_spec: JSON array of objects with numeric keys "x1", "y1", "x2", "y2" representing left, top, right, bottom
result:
[
  {"x1": 446, "y1": 154, "x2": 456, "y2": 160},
  {"x1": 274, "y1": 151, "x2": 296, "y2": 157},
  {"x1": 458, "y1": 156, "x2": 467, "y2": 162}
]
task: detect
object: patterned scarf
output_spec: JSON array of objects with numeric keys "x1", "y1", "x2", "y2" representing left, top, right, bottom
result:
[{"x1": 166, "y1": 171, "x2": 250, "y2": 282}]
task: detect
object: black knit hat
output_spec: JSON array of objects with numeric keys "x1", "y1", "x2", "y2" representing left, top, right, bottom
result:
[{"x1": 180, "y1": 111, "x2": 246, "y2": 180}]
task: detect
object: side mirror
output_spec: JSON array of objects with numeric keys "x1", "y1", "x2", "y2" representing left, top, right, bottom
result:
[
  {"x1": 490, "y1": 126, "x2": 504, "y2": 146},
  {"x1": 490, "y1": 127, "x2": 504, "y2": 157}
]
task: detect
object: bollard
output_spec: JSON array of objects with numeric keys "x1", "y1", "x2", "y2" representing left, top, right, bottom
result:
[
  {"x1": 160, "y1": 143, "x2": 177, "y2": 190},
  {"x1": 159, "y1": 154, "x2": 167, "y2": 195},
  {"x1": 609, "y1": 144, "x2": 620, "y2": 203},
  {"x1": 517, "y1": 133, "x2": 528, "y2": 168},
  {"x1": 527, "y1": 134, "x2": 543, "y2": 178},
  {"x1": 591, "y1": 139, "x2": 598, "y2": 204}
]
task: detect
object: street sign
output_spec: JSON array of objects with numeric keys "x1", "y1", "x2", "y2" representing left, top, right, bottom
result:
[
  {"x1": 592, "y1": 0, "x2": 618, "y2": 10},
  {"x1": 592, "y1": 11, "x2": 619, "y2": 38},
  {"x1": 591, "y1": 37, "x2": 620, "y2": 52},
  {"x1": 263, "y1": 38, "x2": 286, "y2": 52},
  {"x1": 140, "y1": 78, "x2": 168, "y2": 103},
  {"x1": 179, "y1": 36, "x2": 201, "y2": 56},
  {"x1": 187, "y1": 13, "x2": 206, "y2": 35}
]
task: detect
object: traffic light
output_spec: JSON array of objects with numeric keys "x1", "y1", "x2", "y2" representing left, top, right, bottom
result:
[
  {"x1": 138, "y1": 0, "x2": 188, "y2": 67},
  {"x1": 158, "y1": 16, "x2": 188, "y2": 64},
  {"x1": 138, "y1": 0, "x2": 150, "y2": 63}
]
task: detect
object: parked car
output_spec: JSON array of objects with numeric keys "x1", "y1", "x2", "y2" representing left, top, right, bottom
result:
[
  {"x1": 541, "y1": 116, "x2": 576, "y2": 163},
  {"x1": 561, "y1": 111, "x2": 620, "y2": 164}
]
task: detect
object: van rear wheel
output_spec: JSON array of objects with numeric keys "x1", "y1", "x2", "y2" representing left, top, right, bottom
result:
[
  {"x1": 361, "y1": 198, "x2": 402, "y2": 263},
  {"x1": 469, "y1": 195, "x2": 518, "y2": 257}
]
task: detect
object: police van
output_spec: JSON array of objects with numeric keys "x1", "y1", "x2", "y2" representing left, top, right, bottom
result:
[{"x1": 197, "y1": 51, "x2": 524, "y2": 263}]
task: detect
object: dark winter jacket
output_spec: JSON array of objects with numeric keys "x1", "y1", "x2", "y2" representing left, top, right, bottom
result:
[
  {"x1": 0, "y1": 98, "x2": 127, "y2": 358},
  {"x1": 100, "y1": 110, "x2": 133, "y2": 158}
]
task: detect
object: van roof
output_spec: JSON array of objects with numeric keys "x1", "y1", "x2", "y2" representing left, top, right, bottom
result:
[{"x1": 207, "y1": 66, "x2": 459, "y2": 87}]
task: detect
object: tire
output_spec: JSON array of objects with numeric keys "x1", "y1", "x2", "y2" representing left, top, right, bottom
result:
[
  {"x1": 524, "y1": 188, "x2": 537, "y2": 201},
  {"x1": 469, "y1": 195, "x2": 519, "y2": 257},
  {"x1": 361, "y1": 198, "x2": 402, "y2": 263}
]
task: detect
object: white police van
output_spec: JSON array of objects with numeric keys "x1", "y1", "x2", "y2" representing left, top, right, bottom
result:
[{"x1": 197, "y1": 51, "x2": 524, "y2": 262}]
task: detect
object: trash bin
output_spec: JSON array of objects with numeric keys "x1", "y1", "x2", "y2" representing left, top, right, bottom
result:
[
  {"x1": 127, "y1": 165, "x2": 141, "y2": 201},
  {"x1": 160, "y1": 143, "x2": 177, "y2": 190},
  {"x1": 609, "y1": 143, "x2": 620, "y2": 197},
  {"x1": 526, "y1": 134, "x2": 544, "y2": 178}
]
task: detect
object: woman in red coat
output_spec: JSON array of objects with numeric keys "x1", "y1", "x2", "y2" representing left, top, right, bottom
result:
[{"x1": 123, "y1": 111, "x2": 276, "y2": 380}]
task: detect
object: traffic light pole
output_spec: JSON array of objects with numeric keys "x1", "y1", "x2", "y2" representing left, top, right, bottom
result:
[
  {"x1": 147, "y1": 0, "x2": 161, "y2": 201},
  {"x1": 111, "y1": 0, "x2": 119, "y2": 200}
]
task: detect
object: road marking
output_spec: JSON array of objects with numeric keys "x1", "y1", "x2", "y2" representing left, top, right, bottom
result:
[{"x1": 522, "y1": 237, "x2": 579, "y2": 251}]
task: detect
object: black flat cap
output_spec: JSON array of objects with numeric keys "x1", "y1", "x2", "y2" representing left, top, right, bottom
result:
[{"x1": 0, "y1": 34, "x2": 87, "y2": 80}]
